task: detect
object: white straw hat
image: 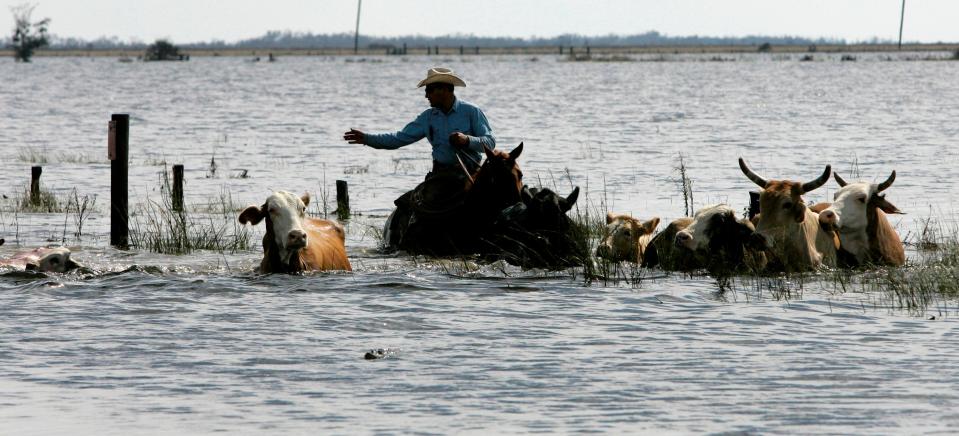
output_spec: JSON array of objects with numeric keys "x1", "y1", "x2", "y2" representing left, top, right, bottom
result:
[{"x1": 416, "y1": 67, "x2": 467, "y2": 88}]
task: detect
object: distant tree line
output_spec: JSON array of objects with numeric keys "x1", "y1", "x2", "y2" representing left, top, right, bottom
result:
[{"x1": 45, "y1": 30, "x2": 861, "y2": 50}]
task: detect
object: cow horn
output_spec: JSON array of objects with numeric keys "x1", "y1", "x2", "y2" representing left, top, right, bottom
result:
[
  {"x1": 876, "y1": 170, "x2": 896, "y2": 192},
  {"x1": 801, "y1": 165, "x2": 831, "y2": 193},
  {"x1": 739, "y1": 158, "x2": 768, "y2": 188},
  {"x1": 833, "y1": 172, "x2": 848, "y2": 187}
]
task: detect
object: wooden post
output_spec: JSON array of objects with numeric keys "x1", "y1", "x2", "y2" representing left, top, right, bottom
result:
[
  {"x1": 459, "y1": 45, "x2": 464, "y2": 55},
  {"x1": 435, "y1": 45, "x2": 439, "y2": 55},
  {"x1": 335, "y1": 180, "x2": 350, "y2": 220},
  {"x1": 748, "y1": 191, "x2": 761, "y2": 220},
  {"x1": 559, "y1": 45, "x2": 564, "y2": 55},
  {"x1": 474, "y1": 46, "x2": 479, "y2": 55},
  {"x1": 110, "y1": 113, "x2": 129, "y2": 248},
  {"x1": 172, "y1": 164, "x2": 184, "y2": 212},
  {"x1": 30, "y1": 166, "x2": 41, "y2": 205}
]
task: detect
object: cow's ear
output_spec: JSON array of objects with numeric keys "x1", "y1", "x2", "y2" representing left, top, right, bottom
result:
[
  {"x1": 239, "y1": 205, "x2": 265, "y2": 225},
  {"x1": 641, "y1": 217, "x2": 661, "y2": 234},
  {"x1": 606, "y1": 212, "x2": 617, "y2": 224},
  {"x1": 301, "y1": 192, "x2": 311, "y2": 208},
  {"x1": 559, "y1": 187, "x2": 580, "y2": 212},
  {"x1": 873, "y1": 195, "x2": 902, "y2": 214},
  {"x1": 25, "y1": 261, "x2": 39, "y2": 271}
]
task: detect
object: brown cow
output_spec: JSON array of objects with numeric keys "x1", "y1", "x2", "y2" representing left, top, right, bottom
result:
[
  {"x1": 739, "y1": 158, "x2": 837, "y2": 272},
  {"x1": 239, "y1": 191, "x2": 351, "y2": 273},
  {"x1": 595, "y1": 213, "x2": 660, "y2": 263},
  {"x1": 641, "y1": 217, "x2": 696, "y2": 271},
  {"x1": 818, "y1": 171, "x2": 905, "y2": 267}
]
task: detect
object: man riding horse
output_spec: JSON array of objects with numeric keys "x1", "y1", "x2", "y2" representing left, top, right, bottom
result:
[{"x1": 343, "y1": 67, "x2": 498, "y2": 252}]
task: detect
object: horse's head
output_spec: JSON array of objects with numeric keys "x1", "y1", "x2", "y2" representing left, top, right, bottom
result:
[{"x1": 470, "y1": 142, "x2": 524, "y2": 210}]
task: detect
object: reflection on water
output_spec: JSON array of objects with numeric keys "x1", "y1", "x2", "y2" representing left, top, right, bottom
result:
[{"x1": 1, "y1": 54, "x2": 959, "y2": 433}]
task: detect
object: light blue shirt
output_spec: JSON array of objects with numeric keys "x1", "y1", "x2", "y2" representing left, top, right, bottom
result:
[{"x1": 364, "y1": 98, "x2": 495, "y2": 167}]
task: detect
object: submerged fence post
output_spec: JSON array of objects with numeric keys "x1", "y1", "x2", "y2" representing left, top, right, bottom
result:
[
  {"x1": 110, "y1": 113, "x2": 129, "y2": 248},
  {"x1": 30, "y1": 166, "x2": 41, "y2": 205},
  {"x1": 335, "y1": 180, "x2": 350, "y2": 220},
  {"x1": 172, "y1": 164, "x2": 184, "y2": 212}
]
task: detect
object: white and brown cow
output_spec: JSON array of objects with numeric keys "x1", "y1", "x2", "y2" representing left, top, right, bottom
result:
[
  {"x1": 818, "y1": 171, "x2": 905, "y2": 267},
  {"x1": 740, "y1": 158, "x2": 838, "y2": 272},
  {"x1": 673, "y1": 204, "x2": 769, "y2": 274},
  {"x1": 595, "y1": 213, "x2": 660, "y2": 263},
  {"x1": 239, "y1": 191, "x2": 351, "y2": 273},
  {"x1": 0, "y1": 246, "x2": 82, "y2": 272}
]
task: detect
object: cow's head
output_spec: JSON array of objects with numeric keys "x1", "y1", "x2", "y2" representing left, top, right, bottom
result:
[
  {"x1": 239, "y1": 191, "x2": 311, "y2": 264},
  {"x1": 596, "y1": 213, "x2": 660, "y2": 262},
  {"x1": 675, "y1": 204, "x2": 767, "y2": 251},
  {"x1": 739, "y1": 157, "x2": 831, "y2": 225},
  {"x1": 819, "y1": 171, "x2": 900, "y2": 232},
  {"x1": 24, "y1": 247, "x2": 82, "y2": 273}
]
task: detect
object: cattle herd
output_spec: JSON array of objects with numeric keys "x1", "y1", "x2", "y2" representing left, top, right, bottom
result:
[
  {"x1": 0, "y1": 154, "x2": 905, "y2": 276},
  {"x1": 598, "y1": 158, "x2": 905, "y2": 274}
]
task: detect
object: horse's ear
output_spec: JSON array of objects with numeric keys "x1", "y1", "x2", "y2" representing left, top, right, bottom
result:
[
  {"x1": 301, "y1": 192, "x2": 311, "y2": 208},
  {"x1": 559, "y1": 186, "x2": 580, "y2": 212},
  {"x1": 509, "y1": 142, "x2": 524, "y2": 161},
  {"x1": 483, "y1": 144, "x2": 495, "y2": 160},
  {"x1": 239, "y1": 204, "x2": 265, "y2": 225}
]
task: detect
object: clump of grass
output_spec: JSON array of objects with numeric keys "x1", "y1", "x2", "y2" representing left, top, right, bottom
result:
[
  {"x1": 674, "y1": 153, "x2": 694, "y2": 217},
  {"x1": 65, "y1": 188, "x2": 97, "y2": 240},
  {"x1": 15, "y1": 185, "x2": 66, "y2": 213},
  {"x1": 129, "y1": 171, "x2": 253, "y2": 254}
]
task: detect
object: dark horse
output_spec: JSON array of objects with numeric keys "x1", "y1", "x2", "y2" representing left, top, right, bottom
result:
[{"x1": 384, "y1": 142, "x2": 524, "y2": 256}]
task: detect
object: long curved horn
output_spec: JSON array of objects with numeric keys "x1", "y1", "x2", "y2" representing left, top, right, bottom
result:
[
  {"x1": 801, "y1": 165, "x2": 831, "y2": 193},
  {"x1": 876, "y1": 170, "x2": 896, "y2": 192},
  {"x1": 739, "y1": 158, "x2": 768, "y2": 188},
  {"x1": 833, "y1": 172, "x2": 848, "y2": 187}
]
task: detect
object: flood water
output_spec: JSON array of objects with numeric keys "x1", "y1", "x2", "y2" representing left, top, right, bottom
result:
[{"x1": 2, "y1": 53, "x2": 959, "y2": 434}]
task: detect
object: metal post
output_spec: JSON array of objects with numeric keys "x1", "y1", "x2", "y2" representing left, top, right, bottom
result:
[
  {"x1": 30, "y1": 166, "x2": 41, "y2": 205},
  {"x1": 354, "y1": 0, "x2": 362, "y2": 54},
  {"x1": 110, "y1": 114, "x2": 129, "y2": 248},
  {"x1": 172, "y1": 164, "x2": 184, "y2": 212},
  {"x1": 335, "y1": 180, "x2": 350, "y2": 220},
  {"x1": 898, "y1": 0, "x2": 906, "y2": 50}
]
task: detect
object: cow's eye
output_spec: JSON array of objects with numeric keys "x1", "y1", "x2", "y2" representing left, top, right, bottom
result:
[
  {"x1": 782, "y1": 202, "x2": 792, "y2": 210},
  {"x1": 50, "y1": 258, "x2": 59, "y2": 264},
  {"x1": 857, "y1": 197, "x2": 866, "y2": 204}
]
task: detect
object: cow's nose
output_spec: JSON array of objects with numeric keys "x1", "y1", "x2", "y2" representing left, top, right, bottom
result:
[
  {"x1": 288, "y1": 230, "x2": 307, "y2": 247},
  {"x1": 675, "y1": 231, "x2": 693, "y2": 249},
  {"x1": 819, "y1": 210, "x2": 837, "y2": 225},
  {"x1": 596, "y1": 244, "x2": 610, "y2": 258}
]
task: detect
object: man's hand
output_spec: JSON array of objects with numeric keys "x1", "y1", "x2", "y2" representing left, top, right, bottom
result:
[
  {"x1": 449, "y1": 132, "x2": 469, "y2": 149},
  {"x1": 344, "y1": 128, "x2": 366, "y2": 145}
]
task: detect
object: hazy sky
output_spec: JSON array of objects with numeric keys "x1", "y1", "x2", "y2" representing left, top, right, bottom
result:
[{"x1": 2, "y1": 0, "x2": 956, "y2": 43}]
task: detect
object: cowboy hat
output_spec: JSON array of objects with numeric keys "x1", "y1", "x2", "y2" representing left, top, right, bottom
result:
[{"x1": 416, "y1": 67, "x2": 467, "y2": 88}]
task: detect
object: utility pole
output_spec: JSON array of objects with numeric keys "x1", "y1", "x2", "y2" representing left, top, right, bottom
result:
[
  {"x1": 898, "y1": 0, "x2": 906, "y2": 50},
  {"x1": 354, "y1": 0, "x2": 362, "y2": 54}
]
